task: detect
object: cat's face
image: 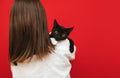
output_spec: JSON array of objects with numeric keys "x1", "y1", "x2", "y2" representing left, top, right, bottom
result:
[{"x1": 50, "y1": 20, "x2": 74, "y2": 41}]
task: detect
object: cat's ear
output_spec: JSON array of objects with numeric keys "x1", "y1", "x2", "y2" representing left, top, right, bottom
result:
[
  {"x1": 54, "y1": 19, "x2": 59, "y2": 27},
  {"x1": 66, "y1": 27, "x2": 74, "y2": 33}
]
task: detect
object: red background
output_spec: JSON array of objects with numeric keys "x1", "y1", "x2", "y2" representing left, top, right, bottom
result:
[{"x1": 0, "y1": 0, "x2": 120, "y2": 78}]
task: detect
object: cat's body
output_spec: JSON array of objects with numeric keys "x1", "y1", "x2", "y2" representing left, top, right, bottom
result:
[{"x1": 49, "y1": 19, "x2": 74, "y2": 53}]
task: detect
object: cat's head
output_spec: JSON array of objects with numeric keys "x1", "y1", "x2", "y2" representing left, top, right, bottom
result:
[{"x1": 50, "y1": 19, "x2": 74, "y2": 41}]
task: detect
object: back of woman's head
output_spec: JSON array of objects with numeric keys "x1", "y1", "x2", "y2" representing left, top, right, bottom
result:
[{"x1": 10, "y1": 0, "x2": 54, "y2": 63}]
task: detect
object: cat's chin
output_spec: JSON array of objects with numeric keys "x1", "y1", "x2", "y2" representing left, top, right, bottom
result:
[
  {"x1": 55, "y1": 39, "x2": 61, "y2": 41},
  {"x1": 55, "y1": 39, "x2": 66, "y2": 42}
]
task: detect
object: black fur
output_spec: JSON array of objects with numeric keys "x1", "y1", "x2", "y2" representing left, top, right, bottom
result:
[
  {"x1": 13, "y1": 62, "x2": 17, "y2": 66},
  {"x1": 50, "y1": 19, "x2": 74, "y2": 53},
  {"x1": 68, "y1": 38, "x2": 74, "y2": 52}
]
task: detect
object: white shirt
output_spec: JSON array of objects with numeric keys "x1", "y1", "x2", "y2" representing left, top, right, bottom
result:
[{"x1": 11, "y1": 38, "x2": 76, "y2": 78}]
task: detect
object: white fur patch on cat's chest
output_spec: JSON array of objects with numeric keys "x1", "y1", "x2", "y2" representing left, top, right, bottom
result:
[{"x1": 50, "y1": 38, "x2": 70, "y2": 46}]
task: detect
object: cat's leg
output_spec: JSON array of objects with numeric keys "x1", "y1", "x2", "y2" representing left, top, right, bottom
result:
[{"x1": 68, "y1": 38, "x2": 74, "y2": 53}]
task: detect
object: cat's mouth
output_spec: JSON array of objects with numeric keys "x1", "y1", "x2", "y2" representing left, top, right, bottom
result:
[
  {"x1": 55, "y1": 39, "x2": 61, "y2": 41},
  {"x1": 55, "y1": 38, "x2": 65, "y2": 41}
]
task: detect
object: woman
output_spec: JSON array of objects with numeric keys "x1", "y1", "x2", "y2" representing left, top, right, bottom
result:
[{"x1": 10, "y1": 0, "x2": 76, "y2": 78}]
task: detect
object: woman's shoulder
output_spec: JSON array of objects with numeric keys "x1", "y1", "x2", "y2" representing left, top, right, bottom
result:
[{"x1": 50, "y1": 38, "x2": 76, "y2": 60}]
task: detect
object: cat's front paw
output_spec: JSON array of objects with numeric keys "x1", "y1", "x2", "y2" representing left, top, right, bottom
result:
[{"x1": 70, "y1": 46, "x2": 74, "y2": 53}]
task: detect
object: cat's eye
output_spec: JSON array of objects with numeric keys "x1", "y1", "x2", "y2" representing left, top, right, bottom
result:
[
  {"x1": 55, "y1": 31, "x2": 58, "y2": 34},
  {"x1": 62, "y1": 34, "x2": 66, "y2": 37}
]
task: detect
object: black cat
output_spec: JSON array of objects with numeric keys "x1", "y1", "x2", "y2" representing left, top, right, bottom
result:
[{"x1": 49, "y1": 19, "x2": 74, "y2": 53}]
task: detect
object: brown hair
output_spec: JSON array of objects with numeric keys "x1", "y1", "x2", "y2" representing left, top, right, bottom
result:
[{"x1": 9, "y1": 0, "x2": 54, "y2": 63}]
